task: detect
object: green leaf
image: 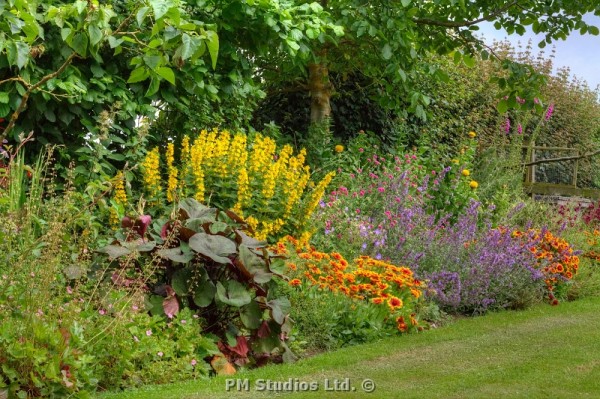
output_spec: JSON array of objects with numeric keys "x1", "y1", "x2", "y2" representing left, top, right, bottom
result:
[
  {"x1": 401, "y1": 0, "x2": 411, "y2": 6},
  {"x1": 205, "y1": 30, "x2": 219, "y2": 70},
  {"x1": 188, "y1": 233, "x2": 236, "y2": 264},
  {"x1": 127, "y1": 67, "x2": 149, "y2": 83},
  {"x1": 589, "y1": 26, "x2": 600, "y2": 36},
  {"x1": 267, "y1": 297, "x2": 291, "y2": 325},
  {"x1": 179, "y1": 33, "x2": 198, "y2": 60},
  {"x1": 0, "y1": 103, "x2": 11, "y2": 118},
  {"x1": 136, "y1": 6, "x2": 150, "y2": 27},
  {"x1": 463, "y1": 55, "x2": 475, "y2": 67},
  {"x1": 497, "y1": 99, "x2": 509, "y2": 114},
  {"x1": 240, "y1": 300, "x2": 262, "y2": 329},
  {"x1": 156, "y1": 66, "x2": 176, "y2": 85},
  {"x1": 306, "y1": 28, "x2": 318, "y2": 39},
  {"x1": 382, "y1": 43, "x2": 392, "y2": 60},
  {"x1": 157, "y1": 246, "x2": 194, "y2": 263},
  {"x1": 239, "y1": 245, "x2": 272, "y2": 284},
  {"x1": 0, "y1": 92, "x2": 9, "y2": 104},
  {"x1": 149, "y1": 0, "x2": 172, "y2": 20},
  {"x1": 107, "y1": 36, "x2": 123, "y2": 48},
  {"x1": 97, "y1": 244, "x2": 131, "y2": 260},
  {"x1": 179, "y1": 198, "x2": 215, "y2": 219},
  {"x1": 70, "y1": 33, "x2": 89, "y2": 57},
  {"x1": 216, "y1": 280, "x2": 251, "y2": 307},
  {"x1": 193, "y1": 278, "x2": 216, "y2": 307},
  {"x1": 145, "y1": 76, "x2": 161, "y2": 97},
  {"x1": 147, "y1": 295, "x2": 165, "y2": 316},
  {"x1": 6, "y1": 41, "x2": 30, "y2": 69},
  {"x1": 172, "y1": 267, "x2": 193, "y2": 296},
  {"x1": 88, "y1": 25, "x2": 103, "y2": 47}
]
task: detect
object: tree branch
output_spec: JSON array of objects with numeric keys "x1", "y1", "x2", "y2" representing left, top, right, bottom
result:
[
  {"x1": 413, "y1": 1, "x2": 519, "y2": 28},
  {"x1": 0, "y1": 52, "x2": 79, "y2": 143},
  {"x1": 522, "y1": 149, "x2": 600, "y2": 167}
]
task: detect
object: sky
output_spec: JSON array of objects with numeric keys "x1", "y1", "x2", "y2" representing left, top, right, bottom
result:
[{"x1": 477, "y1": 13, "x2": 600, "y2": 90}]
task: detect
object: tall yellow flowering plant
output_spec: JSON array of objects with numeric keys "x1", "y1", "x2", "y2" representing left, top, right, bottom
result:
[{"x1": 139, "y1": 129, "x2": 335, "y2": 242}]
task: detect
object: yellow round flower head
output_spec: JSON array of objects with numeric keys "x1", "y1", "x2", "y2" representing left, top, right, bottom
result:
[
  {"x1": 335, "y1": 144, "x2": 344, "y2": 153},
  {"x1": 462, "y1": 169, "x2": 470, "y2": 177},
  {"x1": 468, "y1": 131, "x2": 477, "y2": 138},
  {"x1": 470, "y1": 180, "x2": 479, "y2": 189}
]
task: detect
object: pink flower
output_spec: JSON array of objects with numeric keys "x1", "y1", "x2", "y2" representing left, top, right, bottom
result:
[
  {"x1": 66, "y1": 286, "x2": 73, "y2": 295},
  {"x1": 504, "y1": 118, "x2": 511, "y2": 133},
  {"x1": 356, "y1": 208, "x2": 361, "y2": 214},
  {"x1": 157, "y1": 351, "x2": 163, "y2": 357},
  {"x1": 517, "y1": 124, "x2": 523, "y2": 134},
  {"x1": 378, "y1": 187, "x2": 385, "y2": 193},
  {"x1": 132, "y1": 305, "x2": 139, "y2": 311},
  {"x1": 146, "y1": 329, "x2": 152, "y2": 336},
  {"x1": 98, "y1": 309, "x2": 106, "y2": 315},
  {"x1": 359, "y1": 148, "x2": 364, "y2": 153},
  {"x1": 181, "y1": 319, "x2": 187, "y2": 325},
  {"x1": 191, "y1": 359, "x2": 197, "y2": 366},
  {"x1": 545, "y1": 103, "x2": 554, "y2": 121}
]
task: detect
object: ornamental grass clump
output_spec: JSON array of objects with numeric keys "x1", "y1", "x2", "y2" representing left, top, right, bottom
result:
[{"x1": 138, "y1": 129, "x2": 334, "y2": 242}]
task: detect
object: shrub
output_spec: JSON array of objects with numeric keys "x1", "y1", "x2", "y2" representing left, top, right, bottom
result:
[
  {"x1": 133, "y1": 129, "x2": 335, "y2": 242},
  {"x1": 98, "y1": 198, "x2": 297, "y2": 373}
]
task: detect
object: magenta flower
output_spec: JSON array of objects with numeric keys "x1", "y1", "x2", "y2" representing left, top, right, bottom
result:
[
  {"x1": 191, "y1": 359, "x2": 197, "y2": 366},
  {"x1": 545, "y1": 103, "x2": 554, "y2": 121},
  {"x1": 146, "y1": 329, "x2": 152, "y2": 336},
  {"x1": 504, "y1": 118, "x2": 511, "y2": 133}
]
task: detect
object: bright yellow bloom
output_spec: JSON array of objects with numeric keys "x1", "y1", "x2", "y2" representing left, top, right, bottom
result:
[
  {"x1": 141, "y1": 147, "x2": 161, "y2": 198},
  {"x1": 113, "y1": 171, "x2": 127, "y2": 206},
  {"x1": 462, "y1": 169, "x2": 470, "y2": 177},
  {"x1": 335, "y1": 144, "x2": 344, "y2": 153},
  {"x1": 166, "y1": 143, "x2": 179, "y2": 202},
  {"x1": 451, "y1": 159, "x2": 459, "y2": 164},
  {"x1": 469, "y1": 180, "x2": 479, "y2": 189},
  {"x1": 468, "y1": 131, "x2": 476, "y2": 138}
]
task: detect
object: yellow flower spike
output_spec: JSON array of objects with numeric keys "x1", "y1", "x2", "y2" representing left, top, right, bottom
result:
[
  {"x1": 113, "y1": 171, "x2": 128, "y2": 206},
  {"x1": 335, "y1": 144, "x2": 344, "y2": 153},
  {"x1": 141, "y1": 147, "x2": 162, "y2": 198},
  {"x1": 470, "y1": 180, "x2": 479, "y2": 189},
  {"x1": 461, "y1": 169, "x2": 470, "y2": 177},
  {"x1": 468, "y1": 131, "x2": 477, "y2": 138},
  {"x1": 166, "y1": 143, "x2": 178, "y2": 203}
]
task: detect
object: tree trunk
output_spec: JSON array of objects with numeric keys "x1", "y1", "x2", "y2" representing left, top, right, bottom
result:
[{"x1": 308, "y1": 62, "x2": 332, "y2": 125}]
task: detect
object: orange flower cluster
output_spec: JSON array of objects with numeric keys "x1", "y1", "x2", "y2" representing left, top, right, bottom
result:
[
  {"x1": 582, "y1": 229, "x2": 600, "y2": 262},
  {"x1": 513, "y1": 229, "x2": 579, "y2": 303},
  {"x1": 277, "y1": 236, "x2": 424, "y2": 332}
]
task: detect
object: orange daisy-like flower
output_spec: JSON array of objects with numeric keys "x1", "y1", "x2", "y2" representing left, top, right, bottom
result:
[
  {"x1": 371, "y1": 297, "x2": 385, "y2": 305},
  {"x1": 396, "y1": 316, "x2": 408, "y2": 332},
  {"x1": 289, "y1": 279, "x2": 302, "y2": 287},
  {"x1": 388, "y1": 296, "x2": 403, "y2": 309}
]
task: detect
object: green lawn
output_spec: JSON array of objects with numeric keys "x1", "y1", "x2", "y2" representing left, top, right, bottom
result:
[{"x1": 98, "y1": 296, "x2": 600, "y2": 399}]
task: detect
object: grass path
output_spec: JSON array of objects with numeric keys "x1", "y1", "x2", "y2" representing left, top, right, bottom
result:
[{"x1": 98, "y1": 296, "x2": 600, "y2": 399}]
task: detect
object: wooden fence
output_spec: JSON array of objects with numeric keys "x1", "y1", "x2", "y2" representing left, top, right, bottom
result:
[{"x1": 523, "y1": 145, "x2": 600, "y2": 201}]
